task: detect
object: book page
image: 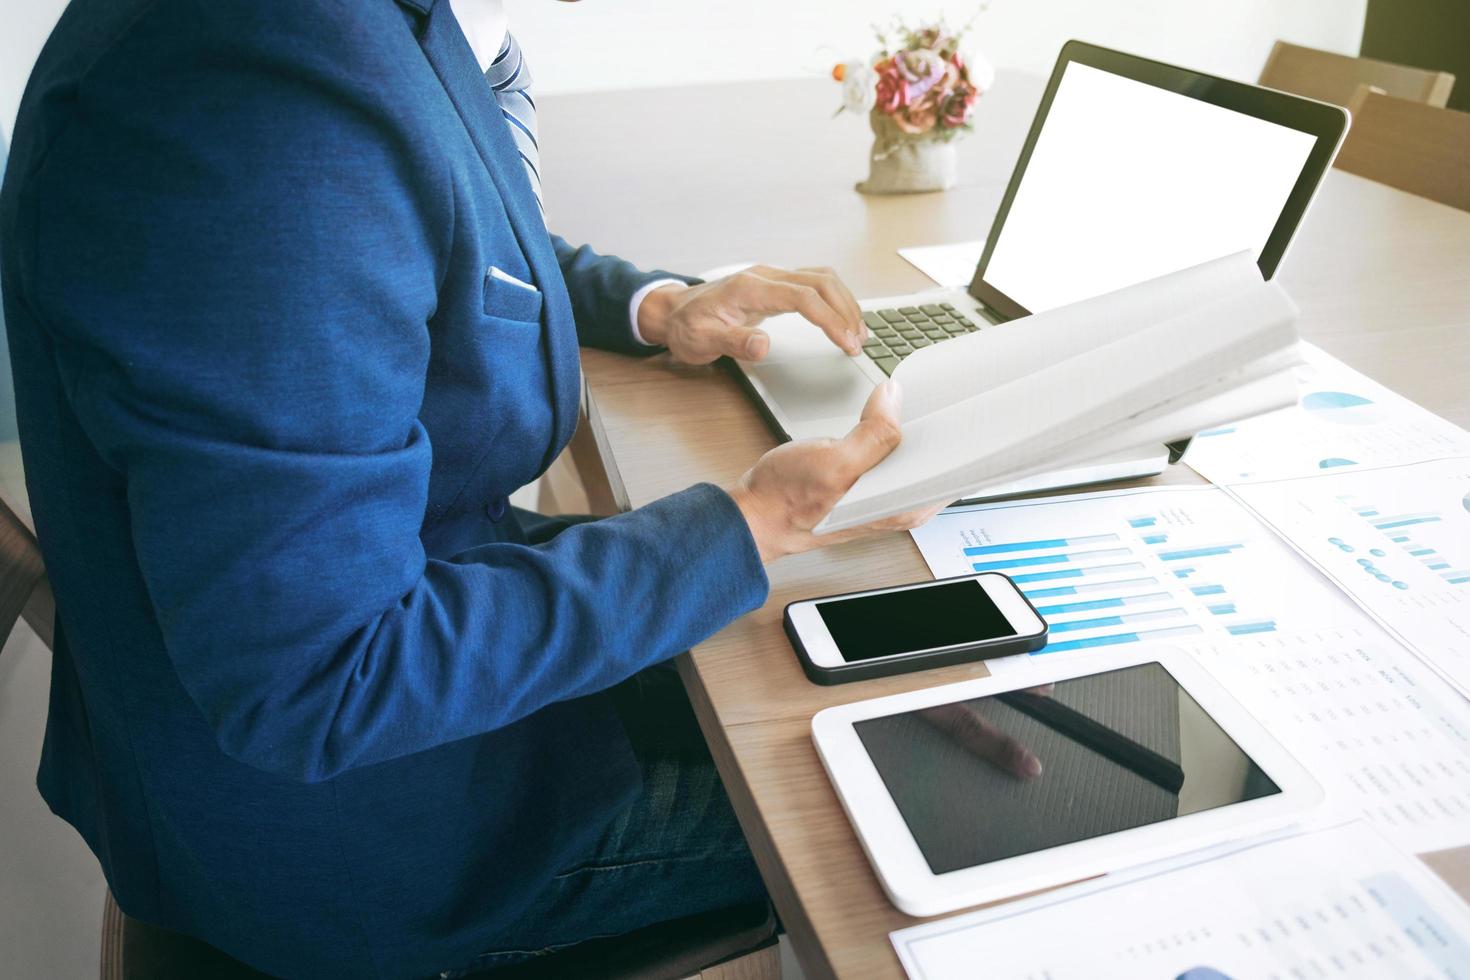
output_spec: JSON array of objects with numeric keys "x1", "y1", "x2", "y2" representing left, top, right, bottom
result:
[
  {"x1": 893, "y1": 250, "x2": 1264, "y2": 425},
  {"x1": 819, "y1": 279, "x2": 1298, "y2": 531}
]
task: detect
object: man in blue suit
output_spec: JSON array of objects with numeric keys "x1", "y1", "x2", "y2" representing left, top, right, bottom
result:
[{"x1": 1, "y1": 1, "x2": 936, "y2": 976}]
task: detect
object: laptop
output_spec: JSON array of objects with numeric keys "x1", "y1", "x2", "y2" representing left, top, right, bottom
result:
[{"x1": 734, "y1": 40, "x2": 1349, "y2": 501}]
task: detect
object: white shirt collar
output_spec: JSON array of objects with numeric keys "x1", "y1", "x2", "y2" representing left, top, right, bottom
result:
[{"x1": 450, "y1": 0, "x2": 510, "y2": 73}]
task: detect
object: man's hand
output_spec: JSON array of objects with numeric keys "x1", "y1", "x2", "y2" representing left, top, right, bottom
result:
[
  {"x1": 726, "y1": 380, "x2": 944, "y2": 562},
  {"x1": 638, "y1": 265, "x2": 868, "y2": 365}
]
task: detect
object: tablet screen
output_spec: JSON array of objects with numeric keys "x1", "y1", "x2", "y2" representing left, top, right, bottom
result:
[{"x1": 852, "y1": 663, "x2": 1280, "y2": 875}]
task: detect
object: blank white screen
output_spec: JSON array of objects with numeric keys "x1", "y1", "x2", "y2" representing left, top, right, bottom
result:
[{"x1": 983, "y1": 61, "x2": 1317, "y2": 314}]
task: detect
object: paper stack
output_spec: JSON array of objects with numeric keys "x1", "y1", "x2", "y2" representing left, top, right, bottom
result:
[{"x1": 817, "y1": 251, "x2": 1301, "y2": 533}]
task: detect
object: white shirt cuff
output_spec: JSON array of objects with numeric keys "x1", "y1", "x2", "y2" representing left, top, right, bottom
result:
[{"x1": 628, "y1": 279, "x2": 686, "y2": 347}]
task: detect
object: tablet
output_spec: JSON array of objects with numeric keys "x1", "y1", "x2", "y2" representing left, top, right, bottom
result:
[{"x1": 812, "y1": 648, "x2": 1322, "y2": 916}]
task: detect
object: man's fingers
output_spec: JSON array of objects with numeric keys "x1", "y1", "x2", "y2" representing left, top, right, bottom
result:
[
  {"x1": 735, "y1": 274, "x2": 861, "y2": 355},
  {"x1": 834, "y1": 380, "x2": 903, "y2": 476},
  {"x1": 790, "y1": 267, "x2": 866, "y2": 346},
  {"x1": 728, "y1": 326, "x2": 770, "y2": 361}
]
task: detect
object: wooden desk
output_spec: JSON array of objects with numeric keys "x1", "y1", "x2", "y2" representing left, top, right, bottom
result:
[{"x1": 540, "y1": 74, "x2": 1470, "y2": 978}]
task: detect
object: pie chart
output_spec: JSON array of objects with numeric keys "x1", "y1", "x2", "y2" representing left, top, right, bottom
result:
[{"x1": 1301, "y1": 390, "x2": 1380, "y2": 425}]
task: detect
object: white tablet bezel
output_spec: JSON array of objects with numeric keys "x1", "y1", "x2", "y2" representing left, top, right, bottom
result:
[
  {"x1": 788, "y1": 573, "x2": 1047, "y2": 670},
  {"x1": 812, "y1": 647, "x2": 1323, "y2": 917}
]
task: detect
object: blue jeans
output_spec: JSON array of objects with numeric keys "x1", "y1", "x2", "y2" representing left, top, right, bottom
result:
[{"x1": 439, "y1": 514, "x2": 768, "y2": 976}]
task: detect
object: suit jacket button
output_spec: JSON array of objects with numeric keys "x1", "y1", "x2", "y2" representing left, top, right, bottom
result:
[{"x1": 486, "y1": 497, "x2": 507, "y2": 522}]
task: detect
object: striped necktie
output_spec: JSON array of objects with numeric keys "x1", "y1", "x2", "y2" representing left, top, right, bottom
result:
[{"x1": 485, "y1": 33, "x2": 543, "y2": 212}]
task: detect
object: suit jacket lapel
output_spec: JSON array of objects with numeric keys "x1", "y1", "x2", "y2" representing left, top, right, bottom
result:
[{"x1": 412, "y1": 0, "x2": 582, "y2": 465}]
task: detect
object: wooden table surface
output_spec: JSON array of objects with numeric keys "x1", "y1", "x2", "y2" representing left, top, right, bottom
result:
[{"x1": 540, "y1": 73, "x2": 1470, "y2": 979}]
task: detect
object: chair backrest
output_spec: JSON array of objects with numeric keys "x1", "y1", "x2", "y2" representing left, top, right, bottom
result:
[
  {"x1": 0, "y1": 493, "x2": 49, "y2": 651},
  {"x1": 1259, "y1": 40, "x2": 1456, "y2": 109},
  {"x1": 1336, "y1": 84, "x2": 1470, "y2": 212}
]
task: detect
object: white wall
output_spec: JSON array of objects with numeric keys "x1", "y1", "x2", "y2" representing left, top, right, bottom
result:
[
  {"x1": 5, "y1": 0, "x2": 1365, "y2": 141},
  {"x1": 503, "y1": 0, "x2": 1365, "y2": 94}
]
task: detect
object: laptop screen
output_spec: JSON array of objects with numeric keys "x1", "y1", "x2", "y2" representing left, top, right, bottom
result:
[{"x1": 976, "y1": 56, "x2": 1326, "y2": 317}]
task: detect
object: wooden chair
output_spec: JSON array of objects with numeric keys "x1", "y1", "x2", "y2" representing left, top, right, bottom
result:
[
  {"x1": 1258, "y1": 39, "x2": 1455, "y2": 108},
  {"x1": 1337, "y1": 84, "x2": 1470, "y2": 212},
  {"x1": 0, "y1": 494, "x2": 777, "y2": 979}
]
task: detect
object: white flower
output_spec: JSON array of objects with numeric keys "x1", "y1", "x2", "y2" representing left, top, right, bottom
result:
[
  {"x1": 840, "y1": 61, "x2": 877, "y2": 114},
  {"x1": 963, "y1": 49, "x2": 996, "y2": 92}
]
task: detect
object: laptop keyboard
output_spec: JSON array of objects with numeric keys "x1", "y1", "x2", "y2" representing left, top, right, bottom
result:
[{"x1": 860, "y1": 303, "x2": 982, "y2": 376}]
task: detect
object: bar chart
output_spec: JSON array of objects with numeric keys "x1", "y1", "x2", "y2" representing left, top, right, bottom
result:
[
  {"x1": 1236, "y1": 457, "x2": 1470, "y2": 696},
  {"x1": 912, "y1": 485, "x2": 1373, "y2": 665}
]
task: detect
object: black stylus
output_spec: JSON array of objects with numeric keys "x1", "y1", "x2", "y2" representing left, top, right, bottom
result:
[{"x1": 997, "y1": 690, "x2": 1186, "y2": 794}]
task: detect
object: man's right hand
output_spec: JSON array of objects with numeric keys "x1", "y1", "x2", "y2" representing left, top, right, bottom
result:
[{"x1": 726, "y1": 380, "x2": 943, "y2": 562}]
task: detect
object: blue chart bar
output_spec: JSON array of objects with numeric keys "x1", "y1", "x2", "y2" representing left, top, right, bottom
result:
[
  {"x1": 1429, "y1": 562, "x2": 1451, "y2": 571},
  {"x1": 1410, "y1": 548, "x2": 1435, "y2": 557},
  {"x1": 1391, "y1": 535, "x2": 1410, "y2": 543},
  {"x1": 1450, "y1": 575, "x2": 1470, "y2": 585},
  {"x1": 1034, "y1": 592, "x2": 1171, "y2": 616},
  {"x1": 1228, "y1": 620, "x2": 1278, "y2": 636},
  {"x1": 1011, "y1": 562, "x2": 1145, "y2": 584},
  {"x1": 1190, "y1": 584, "x2": 1226, "y2": 596},
  {"x1": 1142, "y1": 534, "x2": 1167, "y2": 545},
  {"x1": 1157, "y1": 545, "x2": 1244, "y2": 562},
  {"x1": 1128, "y1": 517, "x2": 1157, "y2": 528},
  {"x1": 1042, "y1": 623, "x2": 1203, "y2": 654},
  {"x1": 1022, "y1": 577, "x2": 1160, "y2": 600},
  {"x1": 1207, "y1": 603, "x2": 1237, "y2": 616},
  {"x1": 1173, "y1": 567, "x2": 1196, "y2": 579},
  {"x1": 1373, "y1": 515, "x2": 1443, "y2": 530},
  {"x1": 1048, "y1": 609, "x2": 1186, "y2": 633},
  {"x1": 972, "y1": 547, "x2": 1130, "y2": 572},
  {"x1": 963, "y1": 534, "x2": 1118, "y2": 556}
]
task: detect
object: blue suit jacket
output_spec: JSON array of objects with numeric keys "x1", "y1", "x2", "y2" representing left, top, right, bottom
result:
[{"x1": 0, "y1": 1, "x2": 769, "y2": 976}]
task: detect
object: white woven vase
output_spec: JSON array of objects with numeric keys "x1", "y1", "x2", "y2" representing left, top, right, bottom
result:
[{"x1": 856, "y1": 111, "x2": 959, "y2": 195}]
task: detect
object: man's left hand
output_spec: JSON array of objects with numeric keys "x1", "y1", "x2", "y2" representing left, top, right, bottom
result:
[{"x1": 637, "y1": 265, "x2": 868, "y2": 365}]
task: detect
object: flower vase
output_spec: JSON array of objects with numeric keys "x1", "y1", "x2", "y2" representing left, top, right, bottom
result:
[{"x1": 856, "y1": 111, "x2": 959, "y2": 195}]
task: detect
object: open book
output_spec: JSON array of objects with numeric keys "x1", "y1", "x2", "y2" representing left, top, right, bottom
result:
[{"x1": 816, "y1": 252, "x2": 1301, "y2": 533}]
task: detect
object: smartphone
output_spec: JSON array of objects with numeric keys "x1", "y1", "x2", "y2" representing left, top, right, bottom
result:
[{"x1": 783, "y1": 573, "x2": 1049, "y2": 685}]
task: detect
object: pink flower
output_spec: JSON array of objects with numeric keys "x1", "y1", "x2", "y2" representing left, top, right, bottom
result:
[{"x1": 874, "y1": 59, "x2": 909, "y2": 114}]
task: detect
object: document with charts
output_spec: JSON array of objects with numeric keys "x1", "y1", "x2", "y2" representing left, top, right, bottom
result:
[
  {"x1": 908, "y1": 485, "x2": 1378, "y2": 668},
  {"x1": 1233, "y1": 457, "x2": 1470, "y2": 697},
  {"x1": 890, "y1": 822, "x2": 1470, "y2": 980},
  {"x1": 1189, "y1": 627, "x2": 1470, "y2": 852},
  {"x1": 1184, "y1": 343, "x2": 1470, "y2": 486}
]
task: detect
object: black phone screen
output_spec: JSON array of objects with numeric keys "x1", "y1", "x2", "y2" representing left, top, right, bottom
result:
[{"x1": 815, "y1": 579, "x2": 1015, "y2": 663}]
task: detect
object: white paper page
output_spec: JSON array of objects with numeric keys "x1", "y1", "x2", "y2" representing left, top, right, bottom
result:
[
  {"x1": 894, "y1": 251, "x2": 1263, "y2": 425},
  {"x1": 897, "y1": 240, "x2": 983, "y2": 288},
  {"x1": 822, "y1": 281, "x2": 1298, "y2": 530},
  {"x1": 1190, "y1": 627, "x2": 1470, "y2": 852},
  {"x1": 1186, "y1": 343, "x2": 1470, "y2": 485},
  {"x1": 1233, "y1": 457, "x2": 1470, "y2": 698},
  {"x1": 890, "y1": 823, "x2": 1470, "y2": 980},
  {"x1": 908, "y1": 485, "x2": 1378, "y2": 668}
]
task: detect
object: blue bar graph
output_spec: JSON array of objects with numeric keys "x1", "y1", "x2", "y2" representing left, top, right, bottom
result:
[
  {"x1": 1410, "y1": 548, "x2": 1434, "y2": 557},
  {"x1": 1128, "y1": 517, "x2": 1157, "y2": 528},
  {"x1": 1373, "y1": 515, "x2": 1443, "y2": 530},
  {"x1": 963, "y1": 534, "x2": 1118, "y2": 556},
  {"x1": 1033, "y1": 592, "x2": 1170, "y2": 616},
  {"x1": 1227, "y1": 620, "x2": 1278, "y2": 636},
  {"x1": 971, "y1": 547, "x2": 1130, "y2": 573},
  {"x1": 1190, "y1": 584, "x2": 1226, "y2": 596},
  {"x1": 1011, "y1": 562, "x2": 1145, "y2": 584},
  {"x1": 1207, "y1": 603, "x2": 1237, "y2": 615},
  {"x1": 1172, "y1": 567, "x2": 1196, "y2": 578},
  {"x1": 1142, "y1": 534, "x2": 1167, "y2": 545},
  {"x1": 1021, "y1": 577, "x2": 1160, "y2": 600},
  {"x1": 1048, "y1": 608, "x2": 1186, "y2": 633},
  {"x1": 1157, "y1": 545, "x2": 1244, "y2": 562},
  {"x1": 1041, "y1": 624, "x2": 1203, "y2": 654}
]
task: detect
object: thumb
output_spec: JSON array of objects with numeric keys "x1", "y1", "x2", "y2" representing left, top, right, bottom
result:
[
  {"x1": 726, "y1": 327, "x2": 770, "y2": 361},
  {"x1": 837, "y1": 380, "x2": 903, "y2": 473}
]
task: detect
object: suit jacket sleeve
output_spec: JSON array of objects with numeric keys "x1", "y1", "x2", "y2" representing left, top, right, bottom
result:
[
  {"x1": 25, "y1": 5, "x2": 767, "y2": 783},
  {"x1": 551, "y1": 235, "x2": 699, "y2": 355}
]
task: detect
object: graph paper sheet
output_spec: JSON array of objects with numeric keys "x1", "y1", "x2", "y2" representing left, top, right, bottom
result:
[
  {"x1": 909, "y1": 485, "x2": 1470, "y2": 851},
  {"x1": 1184, "y1": 343, "x2": 1470, "y2": 486},
  {"x1": 1234, "y1": 457, "x2": 1470, "y2": 698},
  {"x1": 909, "y1": 485, "x2": 1377, "y2": 666},
  {"x1": 890, "y1": 822, "x2": 1470, "y2": 980}
]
